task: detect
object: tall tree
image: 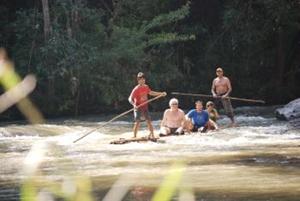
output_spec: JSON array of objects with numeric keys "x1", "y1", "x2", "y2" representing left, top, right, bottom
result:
[{"x1": 41, "y1": 0, "x2": 51, "y2": 40}]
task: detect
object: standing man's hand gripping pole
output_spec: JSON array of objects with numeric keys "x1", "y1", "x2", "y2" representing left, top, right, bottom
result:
[{"x1": 149, "y1": 91, "x2": 167, "y2": 97}]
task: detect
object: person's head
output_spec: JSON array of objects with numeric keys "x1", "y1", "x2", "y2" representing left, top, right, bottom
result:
[
  {"x1": 206, "y1": 101, "x2": 215, "y2": 111},
  {"x1": 137, "y1": 72, "x2": 145, "y2": 84},
  {"x1": 0, "y1": 47, "x2": 8, "y2": 60},
  {"x1": 195, "y1": 100, "x2": 203, "y2": 111},
  {"x1": 216, "y1": 67, "x2": 224, "y2": 77},
  {"x1": 169, "y1": 98, "x2": 179, "y2": 110}
]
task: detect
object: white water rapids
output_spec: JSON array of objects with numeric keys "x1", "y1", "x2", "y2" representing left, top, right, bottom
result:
[{"x1": 0, "y1": 106, "x2": 299, "y2": 201}]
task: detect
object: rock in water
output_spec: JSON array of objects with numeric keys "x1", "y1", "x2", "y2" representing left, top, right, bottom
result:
[
  {"x1": 289, "y1": 117, "x2": 300, "y2": 129},
  {"x1": 275, "y1": 98, "x2": 300, "y2": 120},
  {"x1": 275, "y1": 98, "x2": 300, "y2": 129}
]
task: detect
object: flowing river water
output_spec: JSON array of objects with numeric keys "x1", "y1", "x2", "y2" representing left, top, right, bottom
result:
[{"x1": 0, "y1": 106, "x2": 299, "y2": 201}]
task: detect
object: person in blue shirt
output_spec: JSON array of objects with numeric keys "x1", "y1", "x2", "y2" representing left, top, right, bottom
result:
[{"x1": 186, "y1": 100, "x2": 209, "y2": 132}]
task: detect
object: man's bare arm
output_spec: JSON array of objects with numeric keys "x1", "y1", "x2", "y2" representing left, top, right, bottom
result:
[
  {"x1": 160, "y1": 110, "x2": 167, "y2": 127},
  {"x1": 128, "y1": 93, "x2": 134, "y2": 106},
  {"x1": 211, "y1": 79, "x2": 217, "y2": 96},
  {"x1": 223, "y1": 78, "x2": 232, "y2": 97},
  {"x1": 180, "y1": 112, "x2": 186, "y2": 127},
  {"x1": 149, "y1": 91, "x2": 167, "y2": 97}
]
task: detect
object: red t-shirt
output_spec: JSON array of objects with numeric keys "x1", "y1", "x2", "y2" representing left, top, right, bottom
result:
[{"x1": 130, "y1": 85, "x2": 151, "y2": 111}]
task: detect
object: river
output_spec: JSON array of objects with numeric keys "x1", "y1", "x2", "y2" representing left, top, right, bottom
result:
[{"x1": 0, "y1": 106, "x2": 299, "y2": 201}]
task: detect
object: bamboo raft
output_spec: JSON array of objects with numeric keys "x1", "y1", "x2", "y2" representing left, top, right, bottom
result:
[{"x1": 110, "y1": 137, "x2": 164, "y2": 144}]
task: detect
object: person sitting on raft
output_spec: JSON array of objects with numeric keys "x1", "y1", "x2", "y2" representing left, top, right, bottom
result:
[
  {"x1": 186, "y1": 100, "x2": 209, "y2": 133},
  {"x1": 159, "y1": 98, "x2": 185, "y2": 136},
  {"x1": 206, "y1": 101, "x2": 219, "y2": 130}
]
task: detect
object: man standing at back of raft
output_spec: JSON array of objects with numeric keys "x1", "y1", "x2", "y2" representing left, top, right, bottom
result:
[
  {"x1": 211, "y1": 67, "x2": 235, "y2": 126},
  {"x1": 128, "y1": 72, "x2": 166, "y2": 139}
]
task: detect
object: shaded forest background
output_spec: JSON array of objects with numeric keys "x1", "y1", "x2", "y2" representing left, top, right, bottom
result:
[{"x1": 0, "y1": 0, "x2": 300, "y2": 119}]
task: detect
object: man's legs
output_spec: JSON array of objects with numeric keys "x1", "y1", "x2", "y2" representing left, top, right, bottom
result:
[
  {"x1": 229, "y1": 115, "x2": 235, "y2": 126},
  {"x1": 159, "y1": 126, "x2": 171, "y2": 136},
  {"x1": 207, "y1": 119, "x2": 218, "y2": 130},
  {"x1": 133, "y1": 109, "x2": 141, "y2": 138},
  {"x1": 133, "y1": 121, "x2": 140, "y2": 138},
  {"x1": 221, "y1": 98, "x2": 235, "y2": 126},
  {"x1": 214, "y1": 98, "x2": 222, "y2": 112},
  {"x1": 133, "y1": 109, "x2": 155, "y2": 138},
  {"x1": 184, "y1": 119, "x2": 194, "y2": 133},
  {"x1": 142, "y1": 110, "x2": 155, "y2": 138},
  {"x1": 174, "y1": 127, "x2": 184, "y2": 135},
  {"x1": 146, "y1": 120, "x2": 155, "y2": 138}
]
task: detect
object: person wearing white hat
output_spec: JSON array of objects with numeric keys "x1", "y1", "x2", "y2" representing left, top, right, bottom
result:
[{"x1": 159, "y1": 98, "x2": 185, "y2": 136}]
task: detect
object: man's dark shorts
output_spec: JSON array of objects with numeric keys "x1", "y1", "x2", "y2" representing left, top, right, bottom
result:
[
  {"x1": 134, "y1": 109, "x2": 151, "y2": 121},
  {"x1": 191, "y1": 124, "x2": 207, "y2": 133},
  {"x1": 168, "y1": 127, "x2": 184, "y2": 135},
  {"x1": 214, "y1": 95, "x2": 234, "y2": 119}
]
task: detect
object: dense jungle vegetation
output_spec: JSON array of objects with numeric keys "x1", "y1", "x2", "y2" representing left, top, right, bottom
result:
[{"x1": 0, "y1": 0, "x2": 299, "y2": 119}]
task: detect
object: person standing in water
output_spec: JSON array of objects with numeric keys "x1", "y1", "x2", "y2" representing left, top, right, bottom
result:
[
  {"x1": 128, "y1": 72, "x2": 166, "y2": 139},
  {"x1": 211, "y1": 67, "x2": 235, "y2": 126}
]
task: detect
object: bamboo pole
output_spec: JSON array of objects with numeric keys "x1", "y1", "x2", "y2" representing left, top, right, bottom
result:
[
  {"x1": 73, "y1": 94, "x2": 165, "y2": 143},
  {"x1": 171, "y1": 92, "x2": 265, "y2": 104}
]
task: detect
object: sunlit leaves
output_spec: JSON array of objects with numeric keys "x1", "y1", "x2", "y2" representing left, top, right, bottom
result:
[{"x1": 142, "y1": 2, "x2": 191, "y2": 33}]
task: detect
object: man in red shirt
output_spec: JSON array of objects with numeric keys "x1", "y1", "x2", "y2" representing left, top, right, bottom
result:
[{"x1": 128, "y1": 72, "x2": 166, "y2": 138}]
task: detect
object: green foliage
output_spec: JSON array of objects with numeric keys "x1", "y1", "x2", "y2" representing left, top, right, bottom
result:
[
  {"x1": 142, "y1": 2, "x2": 190, "y2": 32},
  {"x1": 2, "y1": 0, "x2": 194, "y2": 116},
  {"x1": 219, "y1": 0, "x2": 300, "y2": 101},
  {"x1": 1, "y1": 0, "x2": 299, "y2": 119},
  {"x1": 147, "y1": 33, "x2": 195, "y2": 46}
]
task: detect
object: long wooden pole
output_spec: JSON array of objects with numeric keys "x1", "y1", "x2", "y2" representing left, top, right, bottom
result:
[
  {"x1": 73, "y1": 94, "x2": 165, "y2": 143},
  {"x1": 171, "y1": 92, "x2": 265, "y2": 104}
]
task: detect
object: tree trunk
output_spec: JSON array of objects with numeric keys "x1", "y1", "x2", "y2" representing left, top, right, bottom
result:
[
  {"x1": 41, "y1": 0, "x2": 51, "y2": 40},
  {"x1": 72, "y1": 0, "x2": 80, "y2": 35},
  {"x1": 66, "y1": 11, "x2": 72, "y2": 38}
]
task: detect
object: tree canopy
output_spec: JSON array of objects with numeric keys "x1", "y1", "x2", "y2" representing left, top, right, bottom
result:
[{"x1": 0, "y1": 0, "x2": 299, "y2": 118}]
